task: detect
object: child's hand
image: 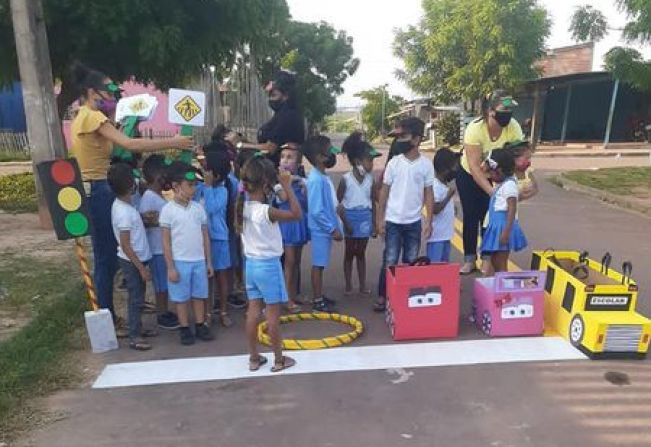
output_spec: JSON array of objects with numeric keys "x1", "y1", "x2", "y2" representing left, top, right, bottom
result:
[
  {"x1": 422, "y1": 225, "x2": 432, "y2": 240},
  {"x1": 207, "y1": 265, "x2": 214, "y2": 278},
  {"x1": 377, "y1": 221, "x2": 386, "y2": 237},
  {"x1": 344, "y1": 222, "x2": 353, "y2": 236},
  {"x1": 168, "y1": 268, "x2": 180, "y2": 283},
  {"x1": 332, "y1": 229, "x2": 344, "y2": 241},
  {"x1": 278, "y1": 170, "x2": 292, "y2": 187},
  {"x1": 139, "y1": 265, "x2": 152, "y2": 282},
  {"x1": 499, "y1": 229, "x2": 510, "y2": 246}
]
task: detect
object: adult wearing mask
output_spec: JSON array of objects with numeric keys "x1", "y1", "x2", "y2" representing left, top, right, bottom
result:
[
  {"x1": 69, "y1": 62, "x2": 193, "y2": 322},
  {"x1": 241, "y1": 70, "x2": 305, "y2": 166},
  {"x1": 457, "y1": 90, "x2": 523, "y2": 275}
]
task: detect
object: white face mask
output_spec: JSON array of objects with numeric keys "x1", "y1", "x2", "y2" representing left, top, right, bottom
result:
[{"x1": 355, "y1": 164, "x2": 366, "y2": 176}]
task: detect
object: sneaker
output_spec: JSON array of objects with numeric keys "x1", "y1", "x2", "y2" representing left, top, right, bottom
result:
[
  {"x1": 323, "y1": 295, "x2": 337, "y2": 306},
  {"x1": 195, "y1": 323, "x2": 215, "y2": 341},
  {"x1": 158, "y1": 312, "x2": 180, "y2": 330},
  {"x1": 460, "y1": 261, "x2": 478, "y2": 275},
  {"x1": 179, "y1": 327, "x2": 195, "y2": 345},
  {"x1": 227, "y1": 294, "x2": 247, "y2": 309},
  {"x1": 312, "y1": 299, "x2": 336, "y2": 313}
]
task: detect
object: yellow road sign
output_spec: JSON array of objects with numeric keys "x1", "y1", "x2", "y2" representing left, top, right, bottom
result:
[{"x1": 174, "y1": 95, "x2": 202, "y2": 122}]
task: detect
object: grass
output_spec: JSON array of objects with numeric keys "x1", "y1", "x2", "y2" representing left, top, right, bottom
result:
[
  {"x1": 0, "y1": 255, "x2": 87, "y2": 442},
  {"x1": 0, "y1": 150, "x2": 30, "y2": 162},
  {"x1": 563, "y1": 167, "x2": 651, "y2": 197},
  {"x1": 0, "y1": 172, "x2": 37, "y2": 213}
]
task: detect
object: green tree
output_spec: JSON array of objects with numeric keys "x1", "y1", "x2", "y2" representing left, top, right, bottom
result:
[
  {"x1": 260, "y1": 21, "x2": 359, "y2": 130},
  {"x1": 569, "y1": 2, "x2": 651, "y2": 92},
  {"x1": 393, "y1": 0, "x2": 550, "y2": 104},
  {"x1": 355, "y1": 86, "x2": 402, "y2": 140},
  {"x1": 434, "y1": 113, "x2": 461, "y2": 146},
  {"x1": 0, "y1": 0, "x2": 290, "y2": 115}
]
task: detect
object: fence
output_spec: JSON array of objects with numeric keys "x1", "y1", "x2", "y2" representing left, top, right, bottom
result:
[{"x1": 0, "y1": 130, "x2": 30, "y2": 156}]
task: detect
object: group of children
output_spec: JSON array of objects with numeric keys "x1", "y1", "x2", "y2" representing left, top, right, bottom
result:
[{"x1": 106, "y1": 116, "x2": 536, "y2": 372}]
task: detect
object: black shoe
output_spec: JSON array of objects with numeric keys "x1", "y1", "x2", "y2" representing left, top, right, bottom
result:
[
  {"x1": 158, "y1": 312, "x2": 180, "y2": 330},
  {"x1": 312, "y1": 299, "x2": 336, "y2": 313},
  {"x1": 323, "y1": 295, "x2": 337, "y2": 306},
  {"x1": 179, "y1": 327, "x2": 195, "y2": 345},
  {"x1": 195, "y1": 323, "x2": 215, "y2": 341},
  {"x1": 227, "y1": 294, "x2": 247, "y2": 309}
]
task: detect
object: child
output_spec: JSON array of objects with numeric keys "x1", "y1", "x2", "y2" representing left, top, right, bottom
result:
[
  {"x1": 305, "y1": 135, "x2": 343, "y2": 313},
  {"x1": 337, "y1": 132, "x2": 380, "y2": 295},
  {"x1": 139, "y1": 154, "x2": 179, "y2": 330},
  {"x1": 274, "y1": 143, "x2": 309, "y2": 313},
  {"x1": 427, "y1": 148, "x2": 461, "y2": 262},
  {"x1": 203, "y1": 149, "x2": 236, "y2": 328},
  {"x1": 236, "y1": 155, "x2": 302, "y2": 372},
  {"x1": 507, "y1": 140, "x2": 538, "y2": 201},
  {"x1": 160, "y1": 162, "x2": 215, "y2": 345},
  {"x1": 108, "y1": 163, "x2": 153, "y2": 351},
  {"x1": 480, "y1": 149, "x2": 528, "y2": 273},
  {"x1": 375, "y1": 117, "x2": 434, "y2": 312}
]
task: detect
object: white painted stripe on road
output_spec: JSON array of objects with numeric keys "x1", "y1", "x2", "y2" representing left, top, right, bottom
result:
[{"x1": 93, "y1": 337, "x2": 586, "y2": 389}]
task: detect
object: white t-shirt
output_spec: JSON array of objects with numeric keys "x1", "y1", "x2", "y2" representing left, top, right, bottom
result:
[
  {"x1": 383, "y1": 154, "x2": 435, "y2": 224},
  {"x1": 112, "y1": 198, "x2": 152, "y2": 262},
  {"x1": 342, "y1": 171, "x2": 373, "y2": 209},
  {"x1": 159, "y1": 200, "x2": 208, "y2": 262},
  {"x1": 138, "y1": 189, "x2": 166, "y2": 255},
  {"x1": 428, "y1": 178, "x2": 455, "y2": 243},
  {"x1": 494, "y1": 178, "x2": 519, "y2": 211},
  {"x1": 242, "y1": 201, "x2": 283, "y2": 259}
]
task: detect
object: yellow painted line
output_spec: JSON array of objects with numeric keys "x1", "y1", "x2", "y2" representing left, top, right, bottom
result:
[{"x1": 451, "y1": 218, "x2": 558, "y2": 336}]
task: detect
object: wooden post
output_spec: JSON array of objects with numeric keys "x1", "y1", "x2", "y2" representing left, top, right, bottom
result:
[
  {"x1": 10, "y1": 0, "x2": 66, "y2": 229},
  {"x1": 603, "y1": 79, "x2": 620, "y2": 148},
  {"x1": 560, "y1": 84, "x2": 573, "y2": 144}
]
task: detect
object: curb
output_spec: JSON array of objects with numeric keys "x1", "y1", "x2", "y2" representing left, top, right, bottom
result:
[
  {"x1": 554, "y1": 174, "x2": 651, "y2": 217},
  {"x1": 536, "y1": 151, "x2": 650, "y2": 158},
  {"x1": 0, "y1": 161, "x2": 32, "y2": 167}
]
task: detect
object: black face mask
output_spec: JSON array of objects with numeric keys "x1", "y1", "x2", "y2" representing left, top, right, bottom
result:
[
  {"x1": 444, "y1": 169, "x2": 458, "y2": 183},
  {"x1": 268, "y1": 99, "x2": 283, "y2": 112},
  {"x1": 323, "y1": 152, "x2": 337, "y2": 169},
  {"x1": 394, "y1": 139, "x2": 413, "y2": 154},
  {"x1": 494, "y1": 111, "x2": 512, "y2": 128}
]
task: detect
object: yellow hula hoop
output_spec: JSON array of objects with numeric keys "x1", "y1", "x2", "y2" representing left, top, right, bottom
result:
[{"x1": 257, "y1": 312, "x2": 364, "y2": 350}]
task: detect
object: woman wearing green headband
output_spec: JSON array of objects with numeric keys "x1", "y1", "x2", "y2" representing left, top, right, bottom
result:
[{"x1": 457, "y1": 89, "x2": 524, "y2": 275}]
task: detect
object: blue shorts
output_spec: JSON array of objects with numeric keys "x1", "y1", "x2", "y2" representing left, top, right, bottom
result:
[
  {"x1": 344, "y1": 207, "x2": 372, "y2": 239},
  {"x1": 150, "y1": 254, "x2": 168, "y2": 293},
  {"x1": 168, "y1": 260, "x2": 209, "y2": 303},
  {"x1": 245, "y1": 257, "x2": 288, "y2": 305},
  {"x1": 426, "y1": 241, "x2": 452, "y2": 263},
  {"x1": 311, "y1": 232, "x2": 333, "y2": 268},
  {"x1": 211, "y1": 239, "x2": 232, "y2": 271}
]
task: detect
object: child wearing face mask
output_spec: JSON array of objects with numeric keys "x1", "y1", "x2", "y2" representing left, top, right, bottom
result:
[
  {"x1": 305, "y1": 136, "x2": 343, "y2": 313},
  {"x1": 337, "y1": 132, "x2": 381, "y2": 296},
  {"x1": 427, "y1": 148, "x2": 461, "y2": 263},
  {"x1": 274, "y1": 143, "x2": 309, "y2": 313}
]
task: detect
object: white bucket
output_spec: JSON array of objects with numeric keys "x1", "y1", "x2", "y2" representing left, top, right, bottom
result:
[{"x1": 84, "y1": 309, "x2": 119, "y2": 353}]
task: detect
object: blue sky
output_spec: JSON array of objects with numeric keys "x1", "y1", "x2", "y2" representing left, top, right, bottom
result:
[{"x1": 286, "y1": 0, "x2": 651, "y2": 108}]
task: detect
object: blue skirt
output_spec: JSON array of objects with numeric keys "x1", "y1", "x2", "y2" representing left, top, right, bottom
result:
[
  {"x1": 481, "y1": 210, "x2": 527, "y2": 253},
  {"x1": 344, "y1": 207, "x2": 372, "y2": 239},
  {"x1": 279, "y1": 216, "x2": 309, "y2": 247}
]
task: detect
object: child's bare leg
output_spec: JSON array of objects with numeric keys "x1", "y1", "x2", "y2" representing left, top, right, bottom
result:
[
  {"x1": 217, "y1": 270, "x2": 233, "y2": 326},
  {"x1": 311, "y1": 266, "x2": 323, "y2": 301},
  {"x1": 246, "y1": 299, "x2": 263, "y2": 360},
  {"x1": 284, "y1": 246, "x2": 298, "y2": 306},
  {"x1": 491, "y1": 252, "x2": 509, "y2": 273},
  {"x1": 192, "y1": 298, "x2": 206, "y2": 325},
  {"x1": 343, "y1": 239, "x2": 354, "y2": 294},
  {"x1": 176, "y1": 302, "x2": 190, "y2": 327},
  {"x1": 356, "y1": 239, "x2": 370, "y2": 293},
  {"x1": 295, "y1": 246, "x2": 303, "y2": 300},
  {"x1": 265, "y1": 303, "x2": 283, "y2": 362}
]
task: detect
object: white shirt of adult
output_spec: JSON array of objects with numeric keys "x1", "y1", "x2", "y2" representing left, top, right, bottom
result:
[
  {"x1": 493, "y1": 177, "x2": 519, "y2": 211},
  {"x1": 138, "y1": 189, "x2": 166, "y2": 256},
  {"x1": 342, "y1": 171, "x2": 373, "y2": 209},
  {"x1": 383, "y1": 154, "x2": 435, "y2": 224},
  {"x1": 242, "y1": 201, "x2": 283, "y2": 259},
  {"x1": 428, "y1": 178, "x2": 455, "y2": 243},
  {"x1": 112, "y1": 198, "x2": 152, "y2": 262},
  {"x1": 159, "y1": 200, "x2": 208, "y2": 262}
]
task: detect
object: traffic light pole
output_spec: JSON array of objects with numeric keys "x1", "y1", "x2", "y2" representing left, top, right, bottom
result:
[
  {"x1": 74, "y1": 238, "x2": 99, "y2": 311},
  {"x1": 10, "y1": 0, "x2": 66, "y2": 228}
]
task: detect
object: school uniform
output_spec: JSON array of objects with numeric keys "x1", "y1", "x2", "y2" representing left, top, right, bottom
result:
[
  {"x1": 480, "y1": 177, "x2": 528, "y2": 253},
  {"x1": 341, "y1": 171, "x2": 373, "y2": 239},
  {"x1": 307, "y1": 168, "x2": 341, "y2": 268},
  {"x1": 274, "y1": 177, "x2": 309, "y2": 246}
]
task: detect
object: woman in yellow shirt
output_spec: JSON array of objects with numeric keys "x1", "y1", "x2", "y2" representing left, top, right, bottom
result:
[
  {"x1": 70, "y1": 62, "x2": 193, "y2": 320},
  {"x1": 457, "y1": 90, "x2": 523, "y2": 275}
]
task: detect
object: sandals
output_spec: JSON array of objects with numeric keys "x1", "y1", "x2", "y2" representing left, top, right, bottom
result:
[
  {"x1": 271, "y1": 356, "x2": 296, "y2": 373},
  {"x1": 249, "y1": 355, "x2": 268, "y2": 372},
  {"x1": 219, "y1": 311, "x2": 233, "y2": 328},
  {"x1": 286, "y1": 303, "x2": 302, "y2": 314},
  {"x1": 129, "y1": 338, "x2": 152, "y2": 351}
]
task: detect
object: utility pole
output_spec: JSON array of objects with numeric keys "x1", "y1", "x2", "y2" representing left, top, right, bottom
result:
[{"x1": 11, "y1": 0, "x2": 65, "y2": 228}]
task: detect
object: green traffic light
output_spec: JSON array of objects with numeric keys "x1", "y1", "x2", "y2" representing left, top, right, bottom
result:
[{"x1": 65, "y1": 212, "x2": 89, "y2": 236}]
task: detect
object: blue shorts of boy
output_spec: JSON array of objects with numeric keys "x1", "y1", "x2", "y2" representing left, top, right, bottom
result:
[
  {"x1": 311, "y1": 232, "x2": 333, "y2": 268},
  {"x1": 245, "y1": 257, "x2": 288, "y2": 305},
  {"x1": 149, "y1": 254, "x2": 168, "y2": 293},
  {"x1": 426, "y1": 241, "x2": 452, "y2": 263},
  {"x1": 210, "y1": 239, "x2": 232, "y2": 271},
  {"x1": 168, "y1": 260, "x2": 209, "y2": 303}
]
